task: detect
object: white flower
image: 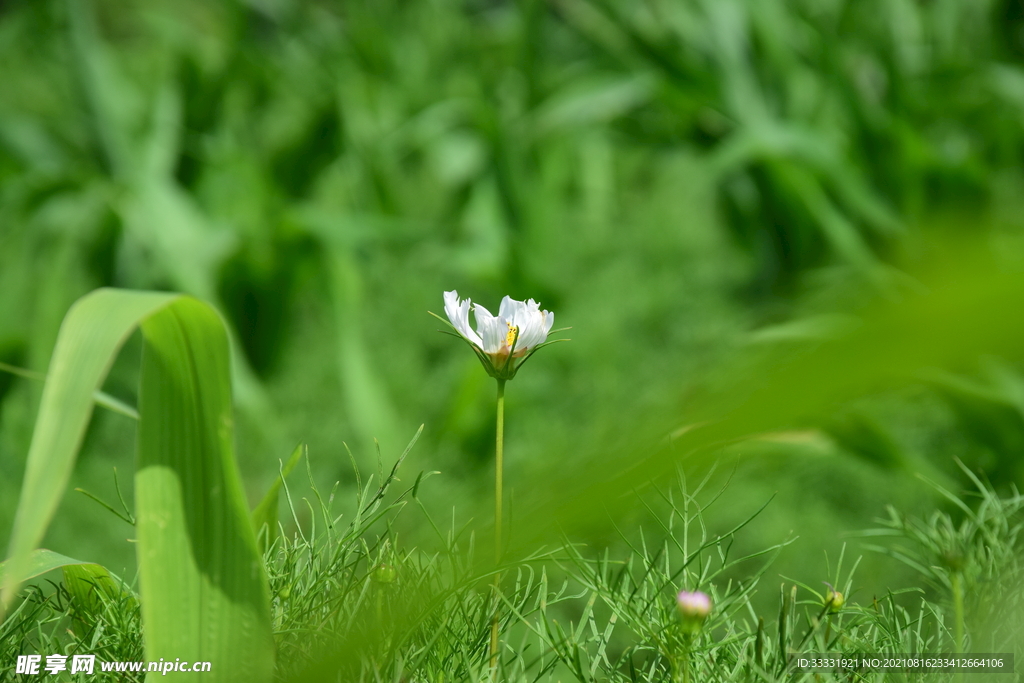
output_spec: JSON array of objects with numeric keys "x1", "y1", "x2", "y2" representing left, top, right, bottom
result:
[{"x1": 441, "y1": 290, "x2": 556, "y2": 379}]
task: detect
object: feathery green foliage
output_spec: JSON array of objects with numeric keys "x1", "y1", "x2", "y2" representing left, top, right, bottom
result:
[{"x1": 4, "y1": 452, "x2": 1020, "y2": 681}]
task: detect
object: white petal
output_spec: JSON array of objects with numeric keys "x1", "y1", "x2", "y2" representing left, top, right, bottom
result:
[
  {"x1": 443, "y1": 290, "x2": 462, "y2": 324},
  {"x1": 510, "y1": 300, "x2": 552, "y2": 352},
  {"x1": 473, "y1": 303, "x2": 505, "y2": 354},
  {"x1": 512, "y1": 320, "x2": 537, "y2": 352},
  {"x1": 499, "y1": 295, "x2": 517, "y2": 323},
  {"x1": 444, "y1": 290, "x2": 483, "y2": 347},
  {"x1": 515, "y1": 312, "x2": 545, "y2": 351},
  {"x1": 494, "y1": 296, "x2": 528, "y2": 353},
  {"x1": 507, "y1": 303, "x2": 527, "y2": 339}
]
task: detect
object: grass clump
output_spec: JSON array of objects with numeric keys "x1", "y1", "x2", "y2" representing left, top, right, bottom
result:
[
  {"x1": 0, "y1": 578, "x2": 143, "y2": 682},
  {"x1": 4, "y1": 448, "x2": 1022, "y2": 682}
]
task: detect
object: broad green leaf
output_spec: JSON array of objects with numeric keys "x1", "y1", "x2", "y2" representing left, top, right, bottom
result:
[
  {"x1": 0, "y1": 548, "x2": 94, "y2": 585},
  {"x1": 63, "y1": 563, "x2": 136, "y2": 636},
  {"x1": 328, "y1": 246, "x2": 400, "y2": 457},
  {"x1": 136, "y1": 297, "x2": 273, "y2": 681},
  {"x1": 251, "y1": 443, "x2": 306, "y2": 553},
  {"x1": 0, "y1": 549, "x2": 132, "y2": 639},
  {"x1": 3, "y1": 289, "x2": 177, "y2": 603},
  {"x1": 2, "y1": 288, "x2": 274, "y2": 683},
  {"x1": 63, "y1": 562, "x2": 131, "y2": 610}
]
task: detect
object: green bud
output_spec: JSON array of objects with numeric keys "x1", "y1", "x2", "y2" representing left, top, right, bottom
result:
[
  {"x1": 373, "y1": 563, "x2": 397, "y2": 584},
  {"x1": 825, "y1": 587, "x2": 844, "y2": 612}
]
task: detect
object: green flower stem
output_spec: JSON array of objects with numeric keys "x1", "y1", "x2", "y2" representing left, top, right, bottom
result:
[
  {"x1": 952, "y1": 570, "x2": 966, "y2": 683},
  {"x1": 489, "y1": 378, "x2": 506, "y2": 676},
  {"x1": 672, "y1": 637, "x2": 692, "y2": 683},
  {"x1": 495, "y1": 378, "x2": 505, "y2": 564},
  {"x1": 952, "y1": 570, "x2": 964, "y2": 653}
]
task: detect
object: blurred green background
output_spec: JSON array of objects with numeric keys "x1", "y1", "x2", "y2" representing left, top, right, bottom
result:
[{"x1": 3, "y1": 0, "x2": 1024, "y2": 605}]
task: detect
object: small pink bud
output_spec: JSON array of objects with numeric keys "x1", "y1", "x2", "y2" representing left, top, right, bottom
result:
[{"x1": 677, "y1": 590, "x2": 712, "y2": 632}]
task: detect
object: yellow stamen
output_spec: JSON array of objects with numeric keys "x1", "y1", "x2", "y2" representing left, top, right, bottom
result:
[{"x1": 505, "y1": 322, "x2": 518, "y2": 348}]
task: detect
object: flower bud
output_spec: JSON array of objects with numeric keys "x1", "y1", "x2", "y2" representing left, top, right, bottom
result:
[
  {"x1": 677, "y1": 590, "x2": 712, "y2": 633},
  {"x1": 825, "y1": 587, "x2": 844, "y2": 612},
  {"x1": 373, "y1": 563, "x2": 397, "y2": 584}
]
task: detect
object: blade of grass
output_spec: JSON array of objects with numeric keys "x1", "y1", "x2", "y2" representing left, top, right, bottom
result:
[
  {"x1": 252, "y1": 443, "x2": 306, "y2": 553},
  {"x1": 0, "y1": 360, "x2": 140, "y2": 419}
]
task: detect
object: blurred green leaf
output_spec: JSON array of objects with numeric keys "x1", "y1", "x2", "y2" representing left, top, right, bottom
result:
[
  {"x1": 928, "y1": 365, "x2": 1024, "y2": 484},
  {"x1": 507, "y1": 250, "x2": 1024, "y2": 547},
  {"x1": 0, "y1": 360, "x2": 138, "y2": 419}
]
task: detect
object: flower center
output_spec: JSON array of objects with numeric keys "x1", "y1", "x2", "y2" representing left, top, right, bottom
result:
[{"x1": 505, "y1": 322, "x2": 518, "y2": 349}]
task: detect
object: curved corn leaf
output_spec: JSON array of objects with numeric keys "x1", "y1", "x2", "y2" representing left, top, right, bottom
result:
[
  {"x1": 2, "y1": 288, "x2": 274, "y2": 682},
  {"x1": 63, "y1": 562, "x2": 137, "y2": 637},
  {"x1": 0, "y1": 548, "x2": 95, "y2": 585},
  {"x1": 63, "y1": 562, "x2": 133, "y2": 608},
  {"x1": 0, "y1": 549, "x2": 132, "y2": 640}
]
